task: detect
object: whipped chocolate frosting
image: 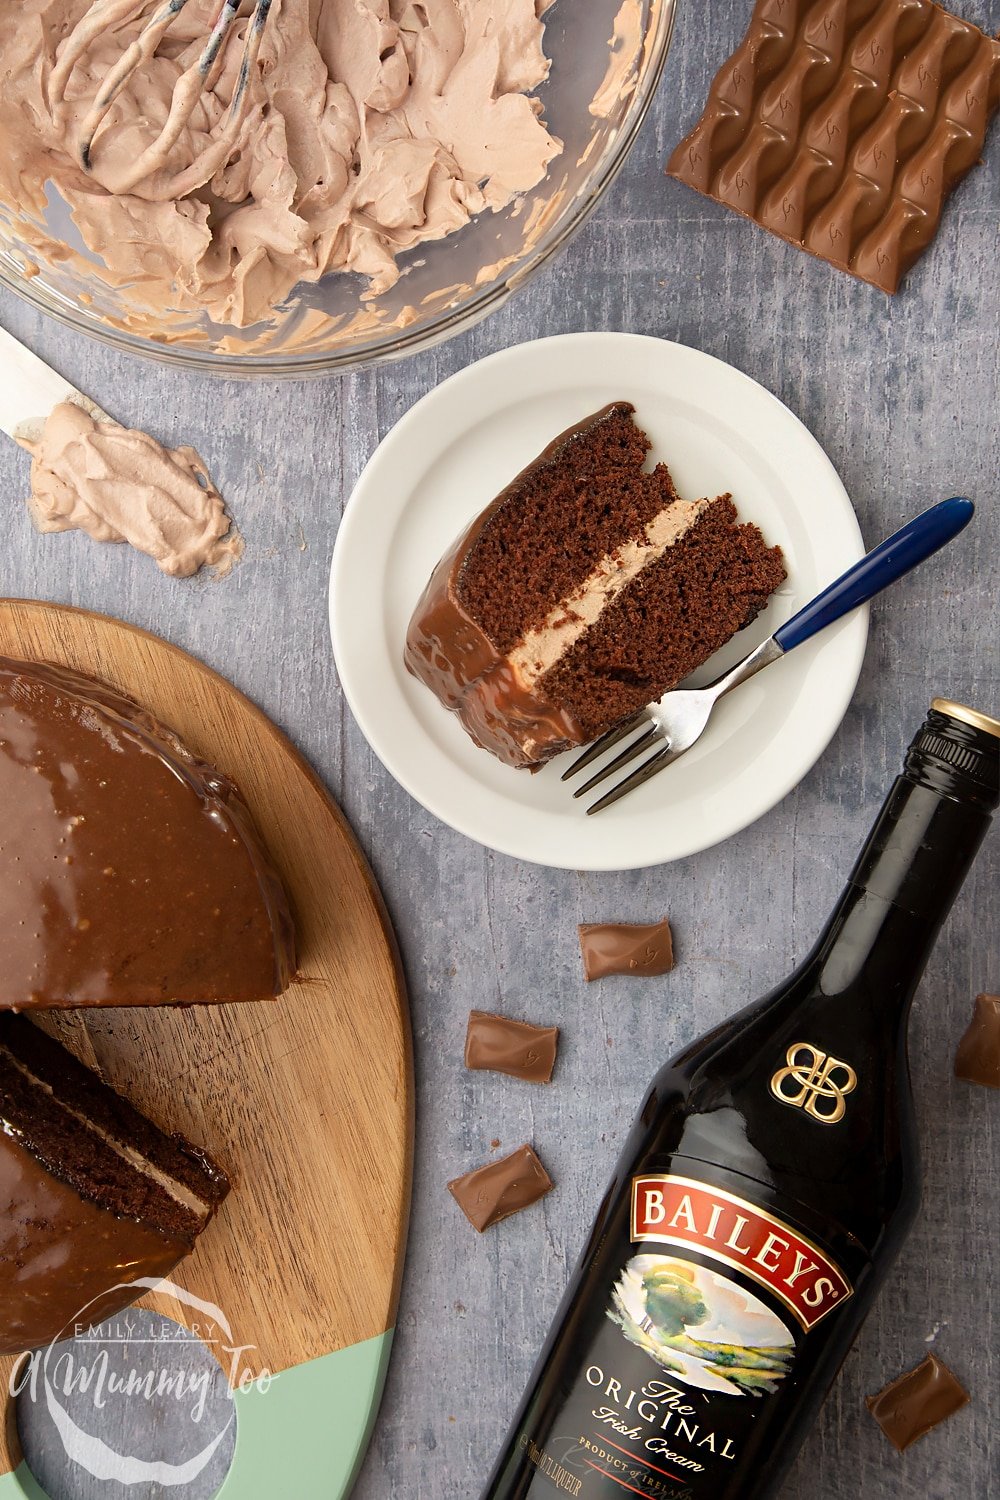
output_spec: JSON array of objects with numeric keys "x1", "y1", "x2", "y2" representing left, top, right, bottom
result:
[
  {"x1": 0, "y1": 0, "x2": 561, "y2": 328},
  {"x1": 21, "y1": 403, "x2": 241, "y2": 578},
  {"x1": 0, "y1": 657, "x2": 296, "y2": 1007}
]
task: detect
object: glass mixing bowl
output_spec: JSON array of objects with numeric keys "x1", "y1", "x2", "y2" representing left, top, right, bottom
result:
[{"x1": 0, "y1": 1, "x2": 676, "y2": 378}]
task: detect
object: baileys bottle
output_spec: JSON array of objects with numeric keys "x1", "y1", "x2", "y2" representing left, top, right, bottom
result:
[{"x1": 482, "y1": 700, "x2": 999, "y2": 1500}]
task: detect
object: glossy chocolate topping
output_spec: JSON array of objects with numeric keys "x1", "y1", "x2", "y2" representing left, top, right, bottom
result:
[
  {"x1": 0, "y1": 657, "x2": 296, "y2": 1008},
  {"x1": 865, "y1": 1353, "x2": 970, "y2": 1450},
  {"x1": 404, "y1": 406, "x2": 635, "y2": 769},
  {"x1": 447, "y1": 1144, "x2": 553, "y2": 1232},
  {"x1": 954, "y1": 993, "x2": 1000, "y2": 1088},
  {"x1": 465, "y1": 1011, "x2": 559, "y2": 1084},
  {"x1": 668, "y1": 0, "x2": 1000, "y2": 294},
  {"x1": 578, "y1": 918, "x2": 675, "y2": 981},
  {"x1": 0, "y1": 1013, "x2": 227, "y2": 1355},
  {"x1": 0, "y1": 1129, "x2": 187, "y2": 1355}
]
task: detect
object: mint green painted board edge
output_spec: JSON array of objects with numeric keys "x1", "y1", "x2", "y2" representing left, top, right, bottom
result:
[
  {"x1": 221, "y1": 1331, "x2": 394, "y2": 1499},
  {"x1": 0, "y1": 1329, "x2": 394, "y2": 1500}
]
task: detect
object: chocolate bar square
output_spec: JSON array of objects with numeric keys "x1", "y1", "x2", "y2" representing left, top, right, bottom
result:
[{"x1": 668, "y1": 0, "x2": 1000, "y2": 293}]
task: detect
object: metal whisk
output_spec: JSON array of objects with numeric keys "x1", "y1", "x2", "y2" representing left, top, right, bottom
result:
[{"x1": 47, "y1": 0, "x2": 274, "y2": 197}]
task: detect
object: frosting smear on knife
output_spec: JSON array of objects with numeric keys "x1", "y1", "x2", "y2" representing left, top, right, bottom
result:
[{"x1": 20, "y1": 402, "x2": 241, "y2": 578}]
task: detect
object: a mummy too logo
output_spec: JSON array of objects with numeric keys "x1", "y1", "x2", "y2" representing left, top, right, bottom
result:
[
  {"x1": 10, "y1": 1280, "x2": 274, "y2": 1490},
  {"x1": 630, "y1": 1175, "x2": 852, "y2": 1332}
]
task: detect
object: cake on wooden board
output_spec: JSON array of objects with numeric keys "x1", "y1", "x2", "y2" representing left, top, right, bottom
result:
[
  {"x1": 405, "y1": 403, "x2": 786, "y2": 768},
  {"x1": 0, "y1": 656, "x2": 297, "y2": 1008},
  {"x1": 0, "y1": 1013, "x2": 229, "y2": 1355}
]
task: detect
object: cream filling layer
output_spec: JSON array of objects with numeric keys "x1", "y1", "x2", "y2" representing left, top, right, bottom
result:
[
  {"x1": 3, "y1": 1050, "x2": 210, "y2": 1223},
  {"x1": 507, "y1": 496, "x2": 713, "y2": 688}
]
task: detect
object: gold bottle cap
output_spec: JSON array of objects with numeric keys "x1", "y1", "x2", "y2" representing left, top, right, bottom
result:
[{"x1": 931, "y1": 699, "x2": 1000, "y2": 740}]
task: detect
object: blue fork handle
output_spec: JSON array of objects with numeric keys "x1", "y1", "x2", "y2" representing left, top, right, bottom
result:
[{"x1": 773, "y1": 496, "x2": 974, "y2": 653}]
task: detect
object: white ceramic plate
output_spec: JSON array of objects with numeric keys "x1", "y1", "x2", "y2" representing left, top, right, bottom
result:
[{"x1": 329, "y1": 334, "x2": 867, "y2": 870}]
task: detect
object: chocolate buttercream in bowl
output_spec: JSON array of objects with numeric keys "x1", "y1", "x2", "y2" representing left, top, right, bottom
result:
[{"x1": 0, "y1": 0, "x2": 677, "y2": 373}]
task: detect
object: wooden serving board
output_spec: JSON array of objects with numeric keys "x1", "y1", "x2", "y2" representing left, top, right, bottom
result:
[{"x1": 0, "y1": 600, "x2": 413, "y2": 1497}]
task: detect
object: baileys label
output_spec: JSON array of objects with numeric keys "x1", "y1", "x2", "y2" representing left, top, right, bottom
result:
[
  {"x1": 513, "y1": 1176, "x2": 853, "y2": 1497},
  {"x1": 630, "y1": 1175, "x2": 852, "y2": 1332}
]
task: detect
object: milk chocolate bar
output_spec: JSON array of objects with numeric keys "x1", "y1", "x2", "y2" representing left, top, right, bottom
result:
[
  {"x1": 578, "y1": 918, "x2": 674, "y2": 980},
  {"x1": 954, "y1": 993, "x2": 1000, "y2": 1087},
  {"x1": 448, "y1": 1145, "x2": 553, "y2": 1232},
  {"x1": 464, "y1": 1011, "x2": 559, "y2": 1083},
  {"x1": 667, "y1": 0, "x2": 1000, "y2": 294},
  {"x1": 865, "y1": 1353, "x2": 970, "y2": 1449}
]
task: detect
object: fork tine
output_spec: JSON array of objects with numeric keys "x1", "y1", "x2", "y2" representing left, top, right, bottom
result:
[
  {"x1": 587, "y1": 744, "x2": 684, "y2": 815},
  {"x1": 571, "y1": 726, "x2": 662, "y2": 799},
  {"x1": 560, "y1": 712, "x2": 651, "y2": 781}
]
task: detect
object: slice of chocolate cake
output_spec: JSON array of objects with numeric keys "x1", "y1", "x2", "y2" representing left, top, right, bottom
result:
[
  {"x1": 0, "y1": 1014, "x2": 228, "y2": 1354},
  {"x1": 0, "y1": 657, "x2": 297, "y2": 1008},
  {"x1": 405, "y1": 404, "x2": 786, "y2": 767}
]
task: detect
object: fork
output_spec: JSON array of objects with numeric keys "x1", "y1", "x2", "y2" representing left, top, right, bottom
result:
[{"x1": 563, "y1": 495, "x2": 975, "y2": 814}]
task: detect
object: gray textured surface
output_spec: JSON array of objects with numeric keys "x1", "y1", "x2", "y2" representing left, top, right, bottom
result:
[{"x1": 2, "y1": 2, "x2": 999, "y2": 1497}]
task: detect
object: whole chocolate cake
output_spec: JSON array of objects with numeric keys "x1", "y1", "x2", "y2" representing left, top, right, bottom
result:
[
  {"x1": 405, "y1": 404, "x2": 786, "y2": 767},
  {"x1": 0, "y1": 657, "x2": 297, "y2": 1008},
  {"x1": 0, "y1": 1014, "x2": 228, "y2": 1354}
]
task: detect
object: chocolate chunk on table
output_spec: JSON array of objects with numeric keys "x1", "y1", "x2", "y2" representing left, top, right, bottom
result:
[
  {"x1": 465, "y1": 1010, "x2": 558, "y2": 1083},
  {"x1": 866, "y1": 1353, "x2": 970, "y2": 1450},
  {"x1": 578, "y1": 918, "x2": 674, "y2": 980},
  {"x1": 447, "y1": 1144, "x2": 553, "y2": 1232},
  {"x1": 667, "y1": 0, "x2": 1000, "y2": 294},
  {"x1": 954, "y1": 993, "x2": 1000, "y2": 1088}
]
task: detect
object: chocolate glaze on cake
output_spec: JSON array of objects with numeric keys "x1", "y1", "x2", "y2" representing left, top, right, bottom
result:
[
  {"x1": 0, "y1": 1014, "x2": 229, "y2": 1354},
  {"x1": 405, "y1": 406, "x2": 642, "y2": 768},
  {"x1": 0, "y1": 658, "x2": 297, "y2": 1008},
  {"x1": 405, "y1": 404, "x2": 786, "y2": 767}
]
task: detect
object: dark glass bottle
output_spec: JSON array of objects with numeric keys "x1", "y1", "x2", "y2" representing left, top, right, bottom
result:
[{"x1": 483, "y1": 700, "x2": 999, "y2": 1500}]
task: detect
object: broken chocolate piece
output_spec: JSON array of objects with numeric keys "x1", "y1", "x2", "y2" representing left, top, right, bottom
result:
[
  {"x1": 866, "y1": 1353, "x2": 970, "y2": 1450},
  {"x1": 578, "y1": 919, "x2": 674, "y2": 981},
  {"x1": 954, "y1": 993, "x2": 1000, "y2": 1088},
  {"x1": 448, "y1": 1144, "x2": 553, "y2": 1232},
  {"x1": 465, "y1": 1011, "x2": 559, "y2": 1083},
  {"x1": 667, "y1": 0, "x2": 1000, "y2": 295}
]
